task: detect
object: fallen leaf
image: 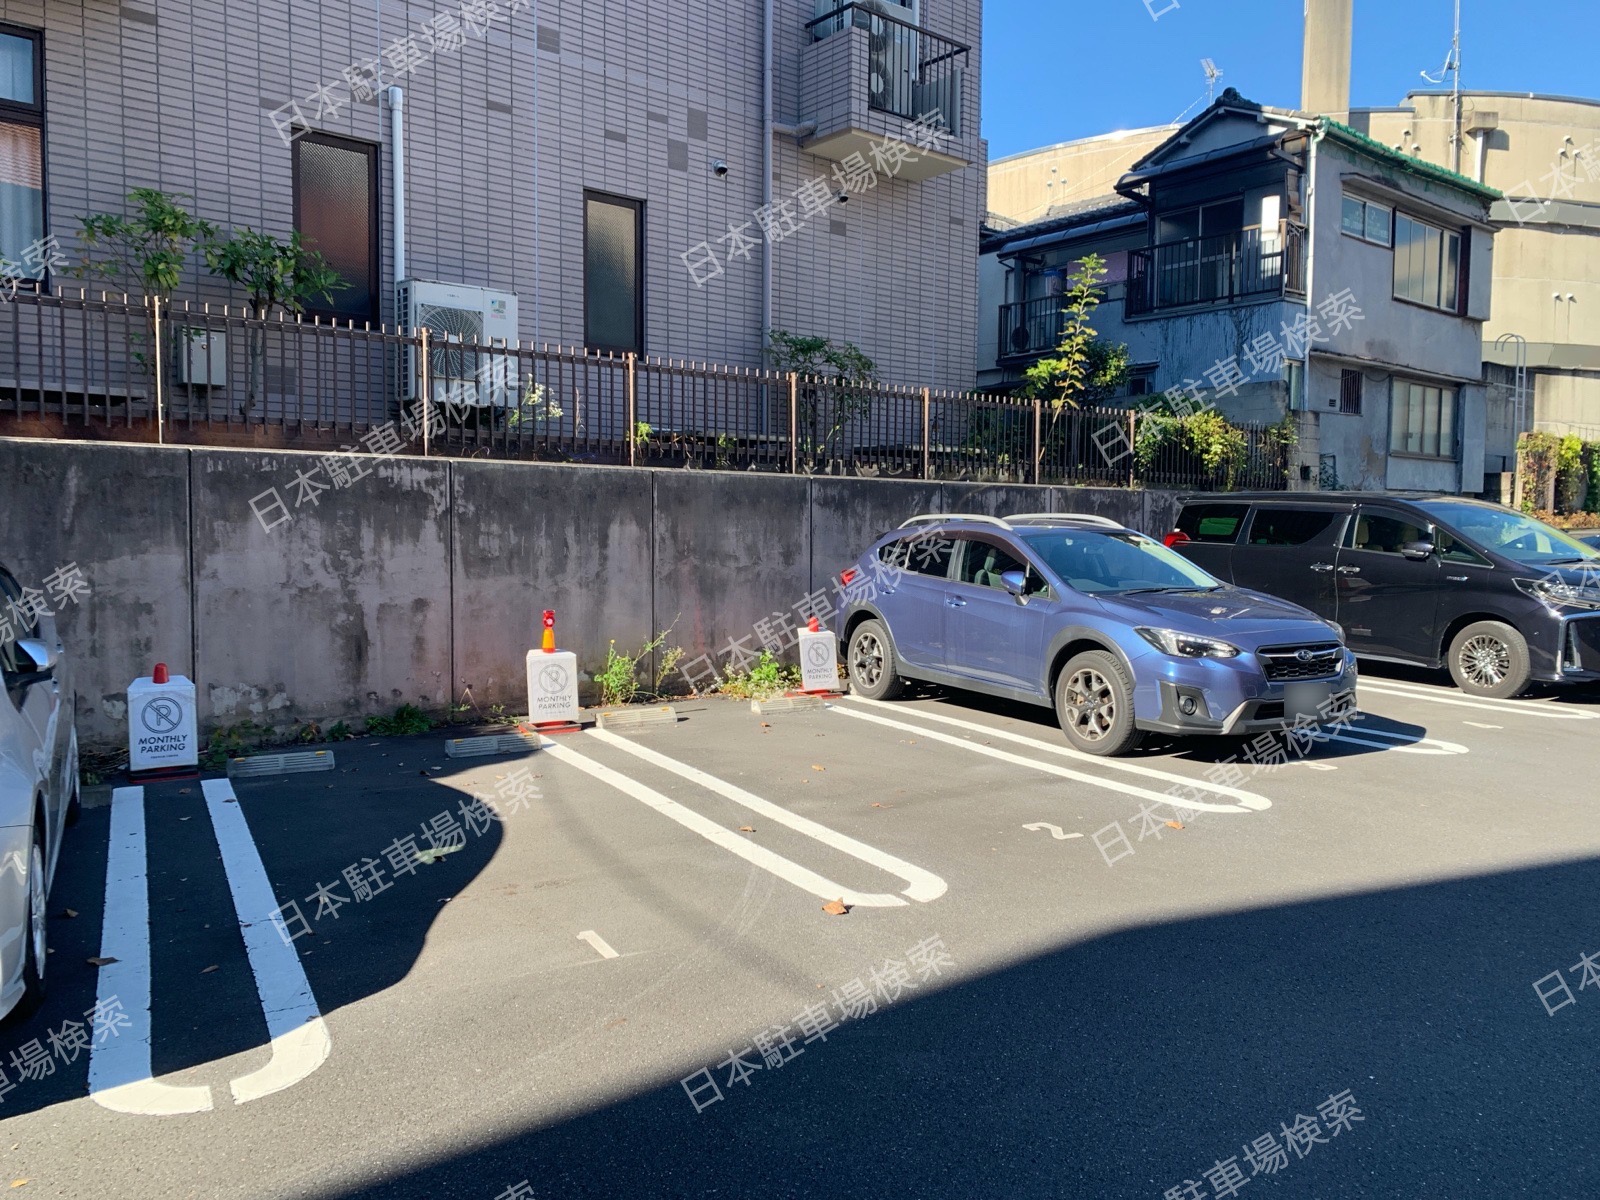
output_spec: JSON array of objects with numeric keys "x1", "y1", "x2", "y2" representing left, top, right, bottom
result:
[
  {"x1": 178, "y1": 788, "x2": 191, "y2": 794},
  {"x1": 178, "y1": 816, "x2": 191, "y2": 822},
  {"x1": 201, "y1": 965, "x2": 218, "y2": 974},
  {"x1": 1166, "y1": 820, "x2": 1184, "y2": 830},
  {"x1": 87, "y1": 956, "x2": 118, "y2": 967},
  {"x1": 760, "y1": 722, "x2": 771, "y2": 728},
  {"x1": 604, "y1": 1017, "x2": 628, "y2": 1030},
  {"x1": 811, "y1": 764, "x2": 826, "y2": 772},
  {"x1": 821, "y1": 898, "x2": 850, "y2": 916},
  {"x1": 11, "y1": 1180, "x2": 28, "y2": 1188},
  {"x1": 63, "y1": 908, "x2": 78, "y2": 918},
  {"x1": 739, "y1": 825, "x2": 755, "y2": 833}
]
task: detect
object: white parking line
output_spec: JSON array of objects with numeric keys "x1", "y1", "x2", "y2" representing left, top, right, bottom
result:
[
  {"x1": 841, "y1": 696, "x2": 1275, "y2": 810},
  {"x1": 577, "y1": 930, "x2": 620, "y2": 960},
  {"x1": 537, "y1": 736, "x2": 910, "y2": 908},
  {"x1": 589, "y1": 728, "x2": 947, "y2": 903},
  {"x1": 202, "y1": 779, "x2": 331, "y2": 1105},
  {"x1": 87, "y1": 787, "x2": 214, "y2": 1116},
  {"x1": 1359, "y1": 678, "x2": 1599, "y2": 720},
  {"x1": 1321, "y1": 722, "x2": 1468, "y2": 755},
  {"x1": 830, "y1": 701, "x2": 1263, "y2": 814}
]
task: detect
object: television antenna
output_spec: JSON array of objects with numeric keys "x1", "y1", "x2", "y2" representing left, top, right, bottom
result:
[
  {"x1": 1201, "y1": 58, "x2": 1224, "y2": 106},
  {"x1": 1420, "y1": 0, "x2": 1463, "y2": 171}
]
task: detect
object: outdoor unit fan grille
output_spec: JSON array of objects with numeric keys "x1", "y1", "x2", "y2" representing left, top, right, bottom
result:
[{"x1": 417, "y1": 302, "x2": 485, "y2": 382}]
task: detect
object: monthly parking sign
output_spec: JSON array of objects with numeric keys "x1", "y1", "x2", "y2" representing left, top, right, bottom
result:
[{"x1": 128, "y1": 664, "x2": 199, "y2": 773}]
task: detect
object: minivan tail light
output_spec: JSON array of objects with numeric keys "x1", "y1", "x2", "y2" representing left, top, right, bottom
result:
[{"x1": 1162, "y1": 530, "x2": 1190, "y2": 548}]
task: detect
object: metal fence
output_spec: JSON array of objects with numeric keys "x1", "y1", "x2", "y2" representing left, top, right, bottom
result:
[{"x1": 0, "y1": 290, "x2": 1289, "y2": 490}]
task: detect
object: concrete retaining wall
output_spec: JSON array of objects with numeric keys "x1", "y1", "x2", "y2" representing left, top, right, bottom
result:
[{"x1": 0, "y1": 439, "x2": 1185, "y2": 749}]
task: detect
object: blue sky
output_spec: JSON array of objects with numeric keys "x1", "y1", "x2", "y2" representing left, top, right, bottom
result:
[{"x1": 982, "y1": 0, "x2": 1600, "y2": 160}]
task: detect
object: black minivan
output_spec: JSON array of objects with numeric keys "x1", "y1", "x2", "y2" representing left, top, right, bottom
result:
[{"x1": 1165, "y1": 492, "x2": 1600, "y2": 698}]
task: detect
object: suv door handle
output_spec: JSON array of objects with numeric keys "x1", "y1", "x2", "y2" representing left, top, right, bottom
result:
[
  {"x1": 1309, "y1": 562, "x2": 1334, "y2": 573},
  {"x1": 1337, "y1": 565, "x2": 1361, "y2": 575},
  {"x1": 946, "y1": 596, "x2": 966, "y2": 608}
]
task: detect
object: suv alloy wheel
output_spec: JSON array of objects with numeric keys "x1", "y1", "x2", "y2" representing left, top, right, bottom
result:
[{"x1": 1054, "y1": 650, "x2": 1141, "y2": 757}]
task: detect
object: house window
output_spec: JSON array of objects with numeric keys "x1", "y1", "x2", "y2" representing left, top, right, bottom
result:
[
  {"x1": 292, "y1": 132, "x2": 379, "y2": 322},
  {"x1": 1338, "y1": 368, "x2": 1362, "y2": 415},
  {"x1": 1127, "y1": 366, "x2": 1156, "y2": 397},
  {"x1": 584, "y1": 192, "x2": 644, "y2": 354},
  {"x1": 0, "y1": 25, "x2": 46, "y2": 286},
  {"x1": 1340, "y1": 193, "x2": 1392, "y2": 246},
  {"x1": 1389, "y1": 380, "x2": 1456, "y2": 459},
  {"x1": 1393, "y1": 213, "x2": 1462, "y2": 312}
]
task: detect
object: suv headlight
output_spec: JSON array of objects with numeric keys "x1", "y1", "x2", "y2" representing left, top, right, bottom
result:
[
  {"x1": 1135, "y1": 627, "x2": 1241, "y2": 659},
  {"x1": 1514, "y1": 575, "x2": 1600, "y2": 611}
]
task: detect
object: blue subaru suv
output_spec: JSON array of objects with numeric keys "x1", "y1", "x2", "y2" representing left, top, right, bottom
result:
[{"x1": 836, "y1": 513, "x2": 1357, "y2": 756}]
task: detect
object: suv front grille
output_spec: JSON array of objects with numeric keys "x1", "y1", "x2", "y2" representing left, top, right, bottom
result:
[{"x1": 1258, "y1": 642, "x2": 1342, "y2": 682}]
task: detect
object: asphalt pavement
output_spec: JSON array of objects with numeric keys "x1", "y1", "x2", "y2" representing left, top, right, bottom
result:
[{"x1": 4, "y1": 665, "x2": 1600, "y2": 1198}]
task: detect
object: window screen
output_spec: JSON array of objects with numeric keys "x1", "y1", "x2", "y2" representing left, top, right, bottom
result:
[
  {"x1": 1246, "y1": 508, "x2": 1343, "y2": 547},
  {"x1": 585, "y1": 192, "x2": 643, "y2": 353},
  {"x1": 0, "y1": 27, "x2": 45, "y2": 281},
  {"x1": 1176, "y1": 503, "x2": 1248, "y2": 543},
  {"x1": 293, "y1": 133, "x2": 377, "y2": 322}
]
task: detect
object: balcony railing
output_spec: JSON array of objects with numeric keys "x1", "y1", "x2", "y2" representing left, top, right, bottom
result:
[
  {"x1": 998, "y1": 296, "x2": 1068, "y2": 360},
  {"x1": 1126, "y1": 223, "x2": 1305, "y2": 317},
  {"x1": 807, "y1": 2, "x2": 968, "y2": 136}
]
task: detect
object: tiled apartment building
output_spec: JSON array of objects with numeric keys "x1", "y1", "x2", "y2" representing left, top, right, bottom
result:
[{"x1": 0, "y1": 0, "x2": 985, "y2": 388}]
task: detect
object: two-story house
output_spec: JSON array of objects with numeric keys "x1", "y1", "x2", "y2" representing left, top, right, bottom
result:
[
  {"x1": 979, "y1": 90, "x2": 1500, "y2": 495},
  {"x1": 0, "y1": 0, "x2": 984, "y2": 390}
]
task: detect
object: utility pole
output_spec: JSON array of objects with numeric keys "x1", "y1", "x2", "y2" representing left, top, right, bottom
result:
[{"x1": 1422, "y1": 0, "x2": 1463, "y2": 172}]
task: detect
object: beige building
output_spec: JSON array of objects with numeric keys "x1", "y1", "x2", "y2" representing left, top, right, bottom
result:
[
  {"x1": 1352, "y1": 93, "x2": 1600, "y2": 456},
  {"x1": 987, "y1": 124, "x2": 1173, "y2": 228}
]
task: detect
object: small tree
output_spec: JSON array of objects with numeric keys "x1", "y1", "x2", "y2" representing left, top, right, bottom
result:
[
  {"x1": 202, "y1": 227, "x2": 345, "y2": 414},
  {"x1": 765, "y1": 330, "x2": 878, "y2": 472},
  {"x1": 202, "y1": 228, "x2": 343, "y2": 317},
  {"x1": 75, "y1": 188, "x2": 215, "y2": 300},
  {"x1": 1019, "y1": 254, "x2": 1131, "y2": 411}
]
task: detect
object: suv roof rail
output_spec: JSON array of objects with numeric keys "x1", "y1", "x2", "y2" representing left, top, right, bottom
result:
[
  {"x1": 898, "y1": 513, "x2": 1013, "y2": 531},
  {"x1": 1008, "y1": 512, "x2": 1126, "y2": 529}
]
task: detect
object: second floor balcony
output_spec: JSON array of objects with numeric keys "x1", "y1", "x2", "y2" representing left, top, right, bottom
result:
[
  {"x1": 799, "y1": 2, "x2": 973, "y2": 182},
  {"x1": 1126, "y1": 223, "x2": 1305, "y2": 317}
]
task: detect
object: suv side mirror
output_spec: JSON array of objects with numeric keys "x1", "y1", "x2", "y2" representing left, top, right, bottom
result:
[
  {"x1": 999, "y1": 569, "x2": 1028, "y2": 597},
  {"x1": 1400, "y1": 540, "x2": 1436, "y2": 561}
]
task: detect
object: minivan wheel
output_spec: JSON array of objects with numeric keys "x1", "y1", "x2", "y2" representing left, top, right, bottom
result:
[
  {"x1": 846, "y1": 619, "x2": 906, "y2": 701},
  {"x1": 1447, "y1": 620, "x2": 1532, "y2": 699},
  {"x1": 1055, "y1": 650, "x2": 1142, "y2": 757},
  {"x1": 12, "y1": 825, "x2": 48, "y2": 1021}
]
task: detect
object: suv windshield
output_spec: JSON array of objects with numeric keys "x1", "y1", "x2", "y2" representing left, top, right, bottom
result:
[
  {"x1": 1416, "y1": 501, "x2": 1600, "y2": 567},
  {"x1": 1024, "y1": 530, "x2": 1221, "y2": 595}
]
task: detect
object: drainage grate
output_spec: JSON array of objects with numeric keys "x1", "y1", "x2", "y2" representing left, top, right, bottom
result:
[{"x1": 227, "y1": 750, "x2": 336, "y2": 778}]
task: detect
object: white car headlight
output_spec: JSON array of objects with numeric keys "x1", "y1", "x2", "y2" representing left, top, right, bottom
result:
[{"x1": 1135, "y1": 627, "x2": 1241, "y2": 659}]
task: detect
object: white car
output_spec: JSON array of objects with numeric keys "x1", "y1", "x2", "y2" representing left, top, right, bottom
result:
[{"x1": 0, "y1": 563, "x2": 78, "y2": 1022}]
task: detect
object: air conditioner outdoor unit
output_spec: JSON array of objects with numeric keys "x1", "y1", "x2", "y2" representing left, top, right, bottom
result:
[{"x1": 399, "y1": 280, "x2": 520, "y2": 405}]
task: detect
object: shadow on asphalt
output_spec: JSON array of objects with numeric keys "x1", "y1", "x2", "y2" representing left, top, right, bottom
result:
[
  {"x1": 893, "y1": 683, "x2": 1430, "y2": 764},
  {"x1": 0, "y1": 735, "x2": 506, "y2": 1119},
  {"x1": 301, "y1": 854, "x2": 1600, "y2": 1198}
]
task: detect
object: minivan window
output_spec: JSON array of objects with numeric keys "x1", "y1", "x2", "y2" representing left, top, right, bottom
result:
[
  {"x1": 1025, "y1": 531, "x2": 1220, "y2": 595},
  {"x1": 1346, "y1": 511, "x2": 1428, "y2": 555},
  {"x1": 1246, "y1": 508, "x2": 1345, "y2": 547},
  {"x1": 1176, "y1": 503, "x2": 1247, "y2": 543},
  {"x1": 1416, "y1": 500, "x2": 1600, "y2": 566}
]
